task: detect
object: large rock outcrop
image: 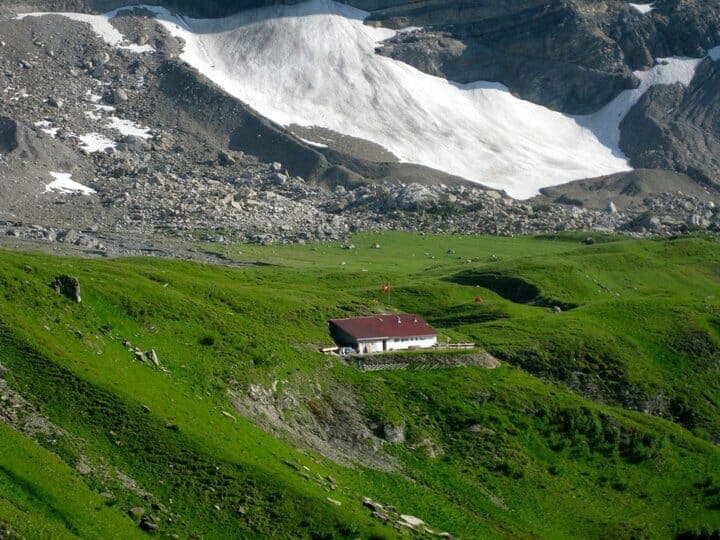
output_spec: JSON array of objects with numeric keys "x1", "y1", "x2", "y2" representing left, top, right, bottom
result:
[
  {"x1": 372, "y1": 0, "x2": 720, "y2": 114},
  {"x1": 8, "y1": 0, "x2": 720, "y2": 115},
  {"x1": 620, "y1": 58, "x2": 720, "y2": 187}
]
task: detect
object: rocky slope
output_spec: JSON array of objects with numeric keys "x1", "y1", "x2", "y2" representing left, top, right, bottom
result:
[
  {"x1": 9, "y1": 0, "x2": 720, "y2": 114},
  {"x1": 372, "y1": 0, "x2": 720, "y2": 113},
  {"x1": 0, "y1": 1, "x2": 719, "y2": 250},
  {"x1": 620, "y1": 56, "x2": 720, "y2": 188}
]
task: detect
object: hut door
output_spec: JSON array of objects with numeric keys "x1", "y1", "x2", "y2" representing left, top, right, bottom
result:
[{"x1": 383, "y1": 339, "x2": 387, "y2": 352}]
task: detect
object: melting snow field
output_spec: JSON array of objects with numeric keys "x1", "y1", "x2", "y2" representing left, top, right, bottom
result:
[
  {"x1": 45, "y1": 172, "x2": 96, "y2": 195},
  {"x1": 17, "y1": 1, "x2": 720, "y2": 197},
  {"x1": 144, "y1": 0, "x2": 719, "y2": 198},
  {"x1": 79, "y1": 133, "x2": 117, "y2": 153},
  {"x1": 629, "y1": 3, "x2": 656, "y2": 15},
  {"x1": 106, "y1": 117, "x2": 152, "y2": 138}
]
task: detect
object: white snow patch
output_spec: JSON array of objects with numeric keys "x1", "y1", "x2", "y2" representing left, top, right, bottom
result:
[
  {"x1": 86, "y1": 92, "x2": 103, "y2": 103},
  {"x1": 106, "y1": 116, "x2": 151, "y2": 138},
  {"x1": 17, "y1": 10, "x2": 154, "y2": 53},
  {"x1": 298, "y1": 137, "x2": 329, "y2": 148},
  {"x1": 45, "y1": 172, "x2": 96, "y2": 195},
  {"x1": 629, "y1": 3, "x2": 655, "y2": 15},
  {"x1": 79, "y1": 133, "x2": 116, "y2": 153},
  {"x1": 94, "y1": 104, "x2": 116, "y2": 112},
  {"x1": 143, "y1": 0, "x2": 639, "y2": 198},
  {"x1": 85, "y1": 110, "x2": 102, "y2": 121},
  {"x1": 34, "y1": 120, "x2": 59, "y2": 136},
  {"x1": 708, "y1": 46, "x2": 720, "y2": 62}
]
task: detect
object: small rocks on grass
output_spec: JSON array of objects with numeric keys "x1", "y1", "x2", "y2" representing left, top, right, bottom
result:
[
  {"x1": 164, "y1": 423, "x2": 179, "y2": 431},
  {"x1": 147, "y1": 349, "x2": 159, "y2": 366},
  {"x1": 51, "y1": 275, "x2": 81, "y2": 303},
  {"x1": 75, "y1": 462, "x2": 93, "y2": 476},
  {"x1": 0, "y1": 363, "x2": 7, "y2": 377},
  {"x1": 383, "y1": 422, "x2": 406, "y2": 444},
  {"x1": 140, "y1": 518, "x2": 159, "y2": 532},
  {"x1": 326, "y1": 497, "x2": 341, "y2": 506},
  {"x1": 128, "y1": 507, "x2": 146, "y2": 519},
  {"x1": 398, "y1": 514, "x2": 424, "y2": 529}
]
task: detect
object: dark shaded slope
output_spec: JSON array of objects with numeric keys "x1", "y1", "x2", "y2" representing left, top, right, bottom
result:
[
  {"x1": 372, "y1": 0, "x2": 720, "y2": 114},
  {"x1": 620, "y1": 58, "x2": 720, "y2": 187},
  {"x1": 155, "y1": 59, "x2": 475, "y2": 187}
]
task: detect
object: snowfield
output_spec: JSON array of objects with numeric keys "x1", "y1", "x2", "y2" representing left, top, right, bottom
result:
[
  {"x1": 45, "y1": 172, "x2": 96, "y2": 195},
  {"x1": 79, "y1": 133, "x2": 117, "y2": 153},
  {"x1": 18, "y1": 1, "x2": 720, "y2": 198}
]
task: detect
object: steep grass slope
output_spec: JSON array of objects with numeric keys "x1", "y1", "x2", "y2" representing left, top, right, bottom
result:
[{"x1": 0, "y1": 232, "x2": 719, "y2": 538}]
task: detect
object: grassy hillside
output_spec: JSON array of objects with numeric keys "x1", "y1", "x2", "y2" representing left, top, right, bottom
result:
[{"x1": 0, "y1": 232, "x2": 719, "y2": 538}]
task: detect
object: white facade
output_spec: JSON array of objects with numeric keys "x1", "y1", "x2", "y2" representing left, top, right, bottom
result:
[{"x1": 356, "y1": 335, "x2": 437, "y2": 354}]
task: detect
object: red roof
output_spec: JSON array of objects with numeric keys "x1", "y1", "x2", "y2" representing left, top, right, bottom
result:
[{"x1": 329, "y1": 314, "x2": 436, "y2": 340}]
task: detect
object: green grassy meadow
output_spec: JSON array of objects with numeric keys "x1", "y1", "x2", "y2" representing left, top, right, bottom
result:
[{"x1": 0, "y1": 232, "x2": 719, "y2": 538}]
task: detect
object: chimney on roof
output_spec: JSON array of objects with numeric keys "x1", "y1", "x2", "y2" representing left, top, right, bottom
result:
[{"x1": 396, "y1": 316, "x2": 401, "y2": 324}]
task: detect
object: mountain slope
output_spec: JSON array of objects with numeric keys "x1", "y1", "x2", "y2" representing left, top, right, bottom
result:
[
  {"x1": 1, "y1": 233, "x2": 720, "y2": 537},
  {"x1": 620, "y1": 56, "x2": 720, "y2": 187},
  {"x1": 15, "y1": 1, "x2": 720, "y2": 198}
]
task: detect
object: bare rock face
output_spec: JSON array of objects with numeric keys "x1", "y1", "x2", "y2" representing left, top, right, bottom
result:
[
  {"x1": 51, "y1": 275, "x2": 81, "y2": 303},
  {"x1": 620, "y1": 58, "x2": 720, "y2": 188},
  {"x1": 382, "y1": 422, "x2": 406, "y2": 444},
  {"x1": 371, "y1": 0, "x2": 720, "y2": 114},
  {"x1": 375, "y1": 2, "x2": 638, "y2": 114},
  {"x1": 0, "y1": 116, "x2": 19, "y2": 153}
]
